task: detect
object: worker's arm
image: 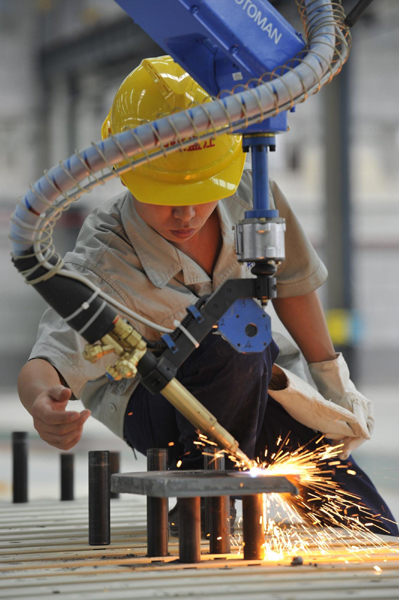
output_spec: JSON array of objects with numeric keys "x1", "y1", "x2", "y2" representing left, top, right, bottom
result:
[
  {"x1": 18, "y1": 359, "x2": 90, "y2": 451},
  {"x1": 272, "y1": 290, "x2": 374, "y2": 458},
  {"x1": 272, "y1": 290, "x2": 336, "y2": 364}
]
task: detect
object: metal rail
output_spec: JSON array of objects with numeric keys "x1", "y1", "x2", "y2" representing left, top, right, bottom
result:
[{"x1": 1, "y1": 498, "x2": 399, "y2": 599}]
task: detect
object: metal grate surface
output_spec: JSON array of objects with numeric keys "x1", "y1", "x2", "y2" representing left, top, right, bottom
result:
[{"x1": 0, "y1": 497, "x2": 399, "y2": 599}]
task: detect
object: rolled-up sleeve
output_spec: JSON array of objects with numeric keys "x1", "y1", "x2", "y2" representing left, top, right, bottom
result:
[
  {"x1": 29, "y1": 305, "x2": 139, "y2": 438},
  {"x1": 29, "y1": 305, "x2": 112, "y2": 400},
  {"x1": 28, "y1": 195, "x2": 134, "y2": 400},
  {"x1": 28, "y1": 252, "x2": 126, "y2": 401},
  {"x1": 270, "y1": 180, "x2": 328, "y2": 298}
]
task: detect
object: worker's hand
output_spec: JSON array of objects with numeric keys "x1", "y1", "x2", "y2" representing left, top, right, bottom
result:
[
  {"x1": 309, "y1": 353, "x2": 374, "y2": 459},
  {"x1": 30, "y1": 385, "x2": 91, "y2": 450}
]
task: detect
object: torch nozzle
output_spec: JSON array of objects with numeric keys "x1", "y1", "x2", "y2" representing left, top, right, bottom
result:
[
  {"x1": 161, "y1": 378, "x2": 252, "y2": 468},
  {"x1": 234, "y1": 448, "x2": 253, "y2": 470}
]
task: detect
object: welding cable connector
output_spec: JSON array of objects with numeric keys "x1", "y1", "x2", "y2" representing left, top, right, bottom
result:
[
  {"x1": 83, "y1": 316, "x2": 147, "y2": 381},
  {"x1": 83, "y1": 343, "x2": 119, "y2": 363}
]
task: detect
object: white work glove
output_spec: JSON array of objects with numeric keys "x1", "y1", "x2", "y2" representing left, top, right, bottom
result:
[
  {"x1": 268, "y1": 365, "x2": 364, "y2": 458},
  {"x1": 308, "y1": 353, "x2": 374, "y2": 459},
  {"x1": 268, "y1": 355, "x2": 374, "y2": 460}
]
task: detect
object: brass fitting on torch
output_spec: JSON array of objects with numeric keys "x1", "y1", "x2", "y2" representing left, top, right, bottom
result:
[{"x1": 83, "y1": 317, "x2": 147, "y2": 381}]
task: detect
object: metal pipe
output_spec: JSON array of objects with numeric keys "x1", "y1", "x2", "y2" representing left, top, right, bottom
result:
[
  {"x1": 242, "y1": 494, "x2": 264, "y2": 560},
  {"x1": 251, "y1": 144, "x2": 269, "y2": 212},
  {"x1": 345, "y1": 0, "x2": 374, "y2": 28},
  {"x1": 109, "y1": 452, "x2": 120, "y2": 500},
  {"x1": 88, "y1": 451, "x2": 110, "y2": 545},
  {"x1": 178, "y1": 496, "x2": 201, "y2": 563},
  {"x1": 60, "y1": 453, "x2": 74, "y2": 501},
  {"x1": 204, "y1": 449, "x2": 230, "y2": 554},
  {"x1": 209, "y1": 495, "x2": 231, "y2": 555},
  {"x1": 12, "y1": 432, "x2": 28, "y2": 503},
  {"x1": 324, "y1": 59, "x2": 357, "y2": 378},
  {"x1": 147, "y1": 448, "x2": 168, "y2": 557}
]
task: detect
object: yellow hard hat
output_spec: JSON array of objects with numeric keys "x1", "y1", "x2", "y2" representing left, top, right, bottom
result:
[{"x1": 101, "y1": 56, "x2": 245, "y2": 206}]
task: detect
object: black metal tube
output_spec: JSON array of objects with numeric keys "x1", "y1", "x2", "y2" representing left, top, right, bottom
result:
[
  {"x1": 204, "y1": 449, "x2": 230, "y2": 554},
  {"x1": 89, "y1": 451, "x2": 110, "y2": 545},
  {"x1": 12, "y1": 432, "x2": 28, "y2": 503},
  {"x1": 242, "y1": 494, "x2": 264, "y2": 560},
  {"x1": 204, "y1": 449, "x2": 224, "y2": 536},
  {"x1": 109, "y1": 452, "x2": 120, "y2": 500},
  {"x1": 209, "y1": 496, "x2": 230, "y2": 554},
  {"x1": 60, "y1": 453, "x2": 74, "y2": 501},
  {"x1": 344, "y1": 0, "x2": 374, "y2": 27},
  {"x1": 146, "y1": 448, "x2": 168, "y2": 557},
  {"x1": 178, "y1": 496, "x2": 201, "y2": 563}
]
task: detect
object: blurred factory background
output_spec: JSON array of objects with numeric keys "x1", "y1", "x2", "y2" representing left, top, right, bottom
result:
[{"x1": 0, "y1": 0, "x2": 398, "y2": 509}]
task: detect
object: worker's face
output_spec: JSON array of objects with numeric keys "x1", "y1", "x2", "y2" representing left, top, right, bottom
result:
[{"x1": 133, "y1": 199, "x2": 219, "y2": 244}]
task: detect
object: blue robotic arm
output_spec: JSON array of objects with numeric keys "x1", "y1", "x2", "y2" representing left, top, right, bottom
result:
[
  {"x1": 115, "y1": 0, "x2": 305, "y2": 98},
  {"x1": 115, "y1": 0, "x2": 306, "y2": 352},
  {"x1": 10, "y1": 0, "x2": 353, "y2": 461}
]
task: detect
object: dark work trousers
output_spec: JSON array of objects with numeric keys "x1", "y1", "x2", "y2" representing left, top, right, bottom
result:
[
  {"x1": 124, "y1": 331, "x2": 278, "y2": 469},
  {"x1": 124, "y1": 331, "x2": 398, "y2": 536}
]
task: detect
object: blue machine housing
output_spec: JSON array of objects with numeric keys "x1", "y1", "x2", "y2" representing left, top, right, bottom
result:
[
  {"x1": 218, "y1": 299, "x2": 272, "y2": 353},
  {"x1": 114, "y1": 0, "x2": 305, "y2": 97}
]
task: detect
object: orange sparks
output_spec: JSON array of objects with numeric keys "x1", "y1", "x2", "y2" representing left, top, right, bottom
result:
[{"x1": 196, "y1": 432, "x2": 399, "y2": 563}]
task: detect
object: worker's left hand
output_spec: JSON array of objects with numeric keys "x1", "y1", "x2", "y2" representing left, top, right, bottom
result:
[{"x1": 309, "y1": 353, "x2": 374, "y2": 459}]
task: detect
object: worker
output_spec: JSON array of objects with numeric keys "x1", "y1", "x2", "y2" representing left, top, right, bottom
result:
[{"x1": 17, "y1": 56, "x2": 397, "y2": 536}]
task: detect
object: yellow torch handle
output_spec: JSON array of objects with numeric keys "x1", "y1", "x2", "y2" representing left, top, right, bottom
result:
[{"x1": 161, "y1": 378, "x2": 252, "y2": 468}]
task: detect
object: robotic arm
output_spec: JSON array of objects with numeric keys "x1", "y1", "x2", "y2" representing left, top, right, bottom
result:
[{"x1": 10, "y1": 0, "x2": 354, "y2": 465}]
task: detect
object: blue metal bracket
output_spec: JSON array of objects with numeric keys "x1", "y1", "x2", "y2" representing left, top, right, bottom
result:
[
  {"x1": 162, "y1": 334, "x2": 178, "y2": 354},
  {"x1": 186, "y1": 304, "x2": 205, "y2": 324},
  {"x1": 218, "y1": 298, "x2": 272, "y2": 353}
]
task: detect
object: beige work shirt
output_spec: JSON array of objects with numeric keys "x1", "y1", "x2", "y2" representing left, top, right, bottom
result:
[{"x1": 30, "y1": 168, "x2": 327, "y2": 438}]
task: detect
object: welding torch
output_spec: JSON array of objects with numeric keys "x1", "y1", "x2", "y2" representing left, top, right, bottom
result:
[
  {"x1": 83, "y1": 315, "x2": 252, "y2": 467},
  {"x1": 81, "y1": 254, "x2": 280, "y2": 469},
  {"x1": 13, "y1": 250, "x2": 252, "y2": 467}
]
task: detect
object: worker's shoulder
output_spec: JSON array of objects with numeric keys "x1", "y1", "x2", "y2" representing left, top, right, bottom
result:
[
  {"x1": 73, "y1": 190, "x2": 136, "y2": 250},
  {"x1": 83, "y1": 190, "x2": 132, "y2": 232},
  {"x1": 66, "y1": 190, "x2": 135, "y2": 269}
]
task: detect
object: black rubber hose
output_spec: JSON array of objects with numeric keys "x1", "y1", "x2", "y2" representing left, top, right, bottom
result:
[{"x1": 13, "y1": 252, "x2": 117, "y2": 344}]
